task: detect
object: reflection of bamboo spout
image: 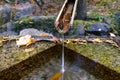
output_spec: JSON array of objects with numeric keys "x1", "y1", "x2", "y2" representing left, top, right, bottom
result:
[
  {"x1": 48, "y1": 72, "x2": 62, "y2": 80},
  {"x1": 55, "y1": 0, "x2": 78, "y2": 34}
]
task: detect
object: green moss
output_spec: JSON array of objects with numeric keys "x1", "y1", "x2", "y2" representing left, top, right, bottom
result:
[
  {"x1": 14, "y1": 16, "x2": 56, "y2": 33},
  {"x1": 66, "y1": 42, "x2": 120, "y2": 73},
  {"x1": 89, "y1": 12, "x2": 100, "y2": 18},
  {"x1": 109, "y1": 15, "x2": 120, "y2": 35},
  {"x1": 73, "y1": 20, "x2": 97, "y2": 29}
]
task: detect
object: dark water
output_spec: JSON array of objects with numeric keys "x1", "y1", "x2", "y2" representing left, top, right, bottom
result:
[{"x1": 21, "y1": 56, "x2": 99, "y2": 80}]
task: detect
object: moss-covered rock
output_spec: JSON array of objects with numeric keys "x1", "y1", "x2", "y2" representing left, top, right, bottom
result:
[
  {"x1": 65, "y1": 41, "x2": 120, "y2": 73},
  {"x1": 13, "y1": 16, "x2": 57, "y2": 34},
  {"x1": 0, "y1": 39, "x2": 55, "y2": 71}
]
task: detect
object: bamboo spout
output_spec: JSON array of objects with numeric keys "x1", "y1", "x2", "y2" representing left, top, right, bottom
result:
[{"x1": 55, "y1": 0, "x2": 78, "y2": 34}]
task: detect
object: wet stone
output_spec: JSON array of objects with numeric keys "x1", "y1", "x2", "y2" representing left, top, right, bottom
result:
[{"x1": 87, "y1": 22, "x2": 111, "y2": 36}]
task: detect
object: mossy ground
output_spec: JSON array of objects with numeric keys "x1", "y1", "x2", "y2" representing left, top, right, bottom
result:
[{"x1": 87, "y1": 0, "x2": 120, "y2": 35}]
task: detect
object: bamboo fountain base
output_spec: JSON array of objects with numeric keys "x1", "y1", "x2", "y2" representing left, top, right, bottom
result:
[{"x1": 0, "y1": 36, "x2": 119, "y2": 80}]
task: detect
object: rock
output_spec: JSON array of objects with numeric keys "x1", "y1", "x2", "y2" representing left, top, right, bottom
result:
[
  {"x1": 0, "y1": 24, "x2": 7, "y2": 33},
  {"x1": 4, "y1": 4, "x2": 11, "y2": 12},
  {"x1": 110, "y1": 33, "x2": 116, "y2": 37},
  {"x1": 114, "y1": 11, "x2": 120, "y2": 17},
  {"x1": 103, "y1": 18, "x2": 111, "y2": 24},
  {"x1": 0, "y1": 22, "x2": 17, "y2": 35},
  {"x1": 114, "y1": 11, "x2": 120, "y2": 23},
  {"x1": 19, "y1": 28, "x2": 58, "y2": 42},
  {"x1": 13, "y1": 4, "x2": 35, "y2": 20},
  {"x1": 7, "y1": 22, "x2": 15, "y2": 32},
  {"x1": 0, "y1": 4, "x2": 11, "y2": 26},
  {"x1": 31, "y1": 16, "x2": 41, "y2": 21},
  {"x1": 30, "y1": 16, "x2": 55, "y2": 21},
  {"x1": 116, "y1": 18, "x2": 120, "y2": 24},
  {"x1": 19, "y1": 28, "x2": 51, "y2": 36},
  {"x1": 0, "y1": 32, "x2": 7, "y2": 36},
  {"x1": 0, "y1": 31, "x2": 17, "y2": 36},
  {"x1": 77, "y1": 24, "x2": 85, "y2": 36},
  {"x1": 87, "y1": 22, "x2": 111, "y2": 36},
  {"x1": 7, "y1": 31, "x2": 18, "y2": 35}
]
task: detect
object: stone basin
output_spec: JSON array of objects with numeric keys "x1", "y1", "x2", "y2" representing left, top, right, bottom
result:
[{"x1": 0, "y1": 37, "x2": 120, "y2": 80}]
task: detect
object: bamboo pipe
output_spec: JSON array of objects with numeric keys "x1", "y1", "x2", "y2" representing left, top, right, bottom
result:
[{"x1": 55, "y1": 0, "x2": 78, "y2": 34}]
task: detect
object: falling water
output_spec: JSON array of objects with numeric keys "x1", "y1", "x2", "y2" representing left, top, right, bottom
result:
[
  {"x1": 46, "y1": 33, "x2": 65, "y2": 80},
  {"x1": 61, "y1": 34, "x2": 65, "y2": 80}
]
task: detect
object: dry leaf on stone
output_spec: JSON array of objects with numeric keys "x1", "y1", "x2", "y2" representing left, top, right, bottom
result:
[{"x1": 16, "y1": 35, "x2": 34, "y2": 47}]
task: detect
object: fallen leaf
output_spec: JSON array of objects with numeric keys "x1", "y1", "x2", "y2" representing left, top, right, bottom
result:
[
  {"x1": 93, "y1": 38, "x2": 102, "y2": 43},
  {"x1": 16, "y1": 35, "x2": 34, "y2": 47},
  {"x1": 48, "y1": 72, "x2": 62, "y2": 80},
  {"x1": 40, "y1": 33, "x2": 50, "y2": 37}
]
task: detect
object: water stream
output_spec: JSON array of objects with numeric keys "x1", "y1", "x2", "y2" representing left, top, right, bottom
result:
[
  {"x1": 61, "y1": 34, "x2": 65, "y2": 80},
  {"x1": 48, "y1": 34, "x2": 65, "y2": 80}
]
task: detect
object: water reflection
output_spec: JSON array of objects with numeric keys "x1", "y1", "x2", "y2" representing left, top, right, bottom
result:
[{"x1": 21, "y1": 57, "x2": 98, "y2": 80}]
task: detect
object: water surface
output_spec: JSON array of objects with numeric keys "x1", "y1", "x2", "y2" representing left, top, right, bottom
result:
[{"x1": 21, "y1": 56, "x2": 99, "y2": 80}]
